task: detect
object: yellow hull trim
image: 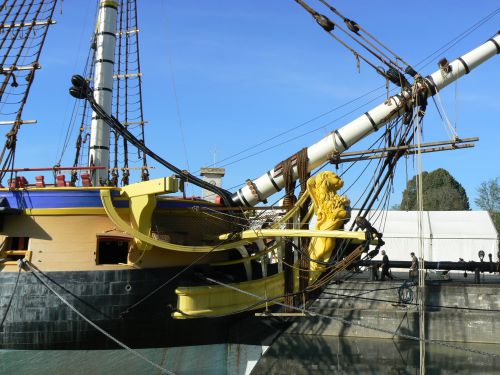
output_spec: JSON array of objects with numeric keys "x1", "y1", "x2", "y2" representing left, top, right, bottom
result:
[
  {"x1": 173, "y1": 243, "x2": 367, "y2": 319},
  {"x1": 173, "y1": 272, "x2": 286, "y2": 318},
  {"x1": 173, "y1": 268, "x2": 323, "y2": 319},
  {"x1": 100, "y1": 189, "x2": 252, "y2": 252},
  {"x1": 218, "y1": 229, "x2": 368, "y2": 242},
  {"x1": 100, "y1": 189, "x2": 369, "y2": 253},
  {"x1": 22, "y1": 207, "x2": 127, "y2": 216}
]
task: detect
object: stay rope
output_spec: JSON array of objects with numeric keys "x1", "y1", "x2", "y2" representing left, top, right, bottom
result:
[
  {"x1": 0, "y1": 260, "x2": 22, "y2": 330},
  {"x1": 205, "y1": 276, "x2": 500, "y2": 359},
  {"x1": 23, "y1": 260, "x2": 174, "y2": 375}
]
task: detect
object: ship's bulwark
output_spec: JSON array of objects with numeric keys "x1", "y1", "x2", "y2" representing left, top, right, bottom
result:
[{"x1": 0, "y1": 267, "x2": 283, "y2": 349}]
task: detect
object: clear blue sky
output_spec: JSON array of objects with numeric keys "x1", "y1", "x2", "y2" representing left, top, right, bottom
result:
[{"x1": 17, "y1": 0, "x2": 500, "y2": 208}]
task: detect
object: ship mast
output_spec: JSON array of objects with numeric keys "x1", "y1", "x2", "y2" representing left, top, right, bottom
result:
[
  {"x1": 0, "y1": 0, "x2": 57, "y2": 182},
  {"x1": 232, "y1": 33, "x2": 500, "y2": 207},
  {"x1": 89, "y1": 0, "x2": 118, "y2": 185}
]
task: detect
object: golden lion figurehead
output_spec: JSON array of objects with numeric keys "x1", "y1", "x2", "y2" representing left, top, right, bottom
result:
[
  {"x1": 307, "y1": 171, "x2": 350, "y2": 231},
  {"x1": 306, "y1": 171, "x2": 350, "y2": 275}
]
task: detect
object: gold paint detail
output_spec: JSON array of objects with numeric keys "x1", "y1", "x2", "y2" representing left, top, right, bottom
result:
[
  {"x1": 173, "y1": 272, "x2": 289, "y2": 319},
  {"x1": 174, "y1": 244, "x2": 367, "y2": 319},
  {"x1": 120, "y1": 177, "x2": 179, "y2": 198},
  {"x1": 101, "y1": 188, "x2": 365, "y2": 254},
  {"x1": 0, "y1": 249, "x2": 32, "y2": 263},
  {"x1": 22, "y1": 208, "x2": 120, "y2": 216},
  {"x1": 0, "y1": 261, "x2": 20, "y2": 266},
  {"x1": 217, "y1": 229, "x2": 365, "y2": 242},
  {"x1": 174, "y1": 172, "x2": 363, "y2": 318},
  {"x1": 119, "y1": 178, "x2": 178, "y2": 251},
  {"x1": 101, "y1": 189, "x2": 261, "y2": 252},
  {"x1": 1, "y1": 250, "x2": 26, "y2": 256},
  {"x1": 307, "y1": 171, "x2": 350, "y2": 277}
]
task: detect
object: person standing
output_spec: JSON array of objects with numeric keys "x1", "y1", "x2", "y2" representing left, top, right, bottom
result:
[
  {"x1": 409, "y1": 252, "x2": 418, "y2": 280},
  {"x1": 380, "y1": 250, "x2": 393, "y2": 281}
]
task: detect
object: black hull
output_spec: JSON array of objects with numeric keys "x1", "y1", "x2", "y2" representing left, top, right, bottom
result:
[{"x1": 0, "y1": 268, "x2": 284, "y2": 350}]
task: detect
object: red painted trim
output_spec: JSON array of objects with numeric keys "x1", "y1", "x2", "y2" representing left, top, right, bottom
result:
[{"x1": 2, "y1": 166, "x2": 106, "y2": 172}]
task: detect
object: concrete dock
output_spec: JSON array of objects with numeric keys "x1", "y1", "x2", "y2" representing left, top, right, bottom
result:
[{"x1": 285, "y1": 270, "x2": 500, "y2": 344}]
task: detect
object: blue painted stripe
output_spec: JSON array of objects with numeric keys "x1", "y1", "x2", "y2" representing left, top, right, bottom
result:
[
  {"x1": 0, "y1": 190, "x2": 121, "y2": 209},
  {"x1": 0, "y1": 190, "x2": 219, "y2": 211}
]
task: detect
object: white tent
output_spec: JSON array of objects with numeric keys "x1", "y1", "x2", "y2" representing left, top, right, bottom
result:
[{"x1": 347, "y1": 210, "x2": 499, "y2": 263}]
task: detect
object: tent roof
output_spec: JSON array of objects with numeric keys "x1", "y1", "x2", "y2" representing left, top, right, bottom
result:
[{"x1": 348, "y1": 210, "x2": 498, "y2": 240}]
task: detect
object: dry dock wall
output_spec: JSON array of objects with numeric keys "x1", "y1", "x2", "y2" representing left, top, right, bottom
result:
[{"x1": 286, "y1": 280, "x2": 499, "y2": 344}]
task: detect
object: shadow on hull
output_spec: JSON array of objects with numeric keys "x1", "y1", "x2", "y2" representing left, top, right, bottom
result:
[{"x1": 0, "y1": 268, "x2": 285, "y2": 350}]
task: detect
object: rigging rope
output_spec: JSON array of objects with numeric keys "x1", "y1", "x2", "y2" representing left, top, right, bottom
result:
[
  {"x1": 68, "y1": 20, "x2": 97, "y2": 183},
  {"x1": 112, "y1": 0, "x2": 125, "y2": 186},
  {"x1": 415, "y1": 88, "x2": 426, "y2": 374},
  {"x1": 67, "y1": 0, "x2": 149, "y2": 187},
  {"x1": 69, "y1": 74, "x2": 236, "y2": 205},
  {"x1": 121, "y1": 0, "x2": 131, "y2": 186},
  {"x1": 203, "y1": 6, "x2": 498, "y2": 174},
  {"x1": 318, "y1": 287, "x2": 500, "y2": 313},
  {"x1": 0, "y1": 259, "x2": 22, "y2": 330},
  {"x1": 281, "y1": 155, "x2": 296, "y2": 308},
  {"x1": 317, "y1": 0, "x2": 417, "y2": 73},
  {"x1": 205, "y1": 276, "x2": 500, "y2": 359},
  {"x1": 0, "y1": 0, "x2": 57, "y2": 183},
  {"x1": 293, "y1": 0, "x2": 415, "y2": 86},
  {"x1": 23, "y1": 260, "x2": 174, "y2": 374},
  {"x1": 132, "y1": 0, "x2": 149, "y2": 182}
]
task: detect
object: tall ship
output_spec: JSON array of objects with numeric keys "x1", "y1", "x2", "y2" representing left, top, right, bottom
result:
[{"x1": 0, "y1": 0, "x2": 498, "y2": 365}]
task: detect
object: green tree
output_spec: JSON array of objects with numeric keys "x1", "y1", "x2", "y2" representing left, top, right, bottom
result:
[
  {"x1": 475, "y1": 177, "x2": 500, "y2": 234},
  {"x1": 399, "y1": 168, "x2": 470, "y2": 210}
]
